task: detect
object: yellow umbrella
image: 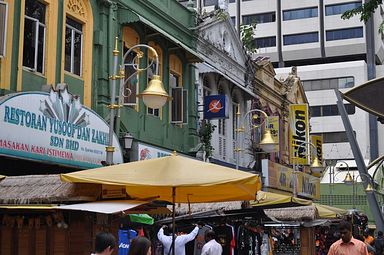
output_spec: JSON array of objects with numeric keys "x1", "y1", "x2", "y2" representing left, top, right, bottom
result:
[
  {"x1": 61, "y1": 155, "x2": 261, "y2": 203},
  {"x1": 0, "y1": 175, "x2": 5, "y2": 181},
  {"x1": 61, "y1": 154, "x2": 261, "y2": 255}
]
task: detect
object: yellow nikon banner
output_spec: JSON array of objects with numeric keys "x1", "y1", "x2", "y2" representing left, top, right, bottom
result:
[
  {"x1": 289, "y1": 104, "x2": 309, "y2": 165},
  {"x1": 311, "y1": 135, "x2": 323, "y2": 177},
  {"x1": 262, "y1": 159, "x2": 320, "y2": 200},
  {"x1": 266, "y1": 116, "x2": 279, "y2": 152}
]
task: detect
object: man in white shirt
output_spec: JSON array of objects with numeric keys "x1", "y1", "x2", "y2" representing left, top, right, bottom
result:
[
  {"x1": 201, "y1": 230, "x2": 222, "y2": 255},
  {"x1": 158, "y1": 224, "x2": 199, "y2": 255}
]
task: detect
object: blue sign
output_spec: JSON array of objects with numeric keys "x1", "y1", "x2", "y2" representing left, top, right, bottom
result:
[
  {"x1": 118, "y1": 229, "x2": 137, "y2": 255},
  {"x1": 204, "y1": 95, "x2": 229, "y2": 120}
]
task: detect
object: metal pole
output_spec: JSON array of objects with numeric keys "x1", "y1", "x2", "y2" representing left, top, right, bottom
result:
[
  {"x1": 171, "y1": 187, "x2": 176, "y2": 255},
  {"x1": 235, "y1": 104, "x2": 241, "y2": 170},
  {"x1": 336, "y1": 89, "x2": 384, "y2": 230},
  {"x1": 352, "y1": 173, "x2": 355, "y2": 209},
  {"x1": 329, "y1": 165, "x2": 333, "y2": 206},
  {"x1": 236, "y1": 0, "x2": 240, "y2": 36},
  {"x1": 106, "y1": 37, "x2": 119, "y2": 165}
]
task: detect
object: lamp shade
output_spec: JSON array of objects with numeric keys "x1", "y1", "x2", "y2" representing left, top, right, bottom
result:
[
  {"x1": 365, "y1": 183, "x2": 374, "y2": 194},
  {"x1": 343, "y1": 172, "x2": 354, "y2": 185},
  {"x1": 123, "y1": 133, "x2": 134, "y2": 149},
  {"x1": 310, "y1": 157, "x2": 323, "y2": 177},
  {"x1": 260, "y1": 129, "x2": 278, "y2": 153},
  {"x1": 138, "y1": 75, "x2": 170, "y2": 109}
]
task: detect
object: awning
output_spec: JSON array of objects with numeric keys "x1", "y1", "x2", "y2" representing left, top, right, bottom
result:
[
  {"x1": 128, "y1": 214, "x2": 154, "y2": 225},
  {"x1": 251, "y1": 191, "x2": 311, "y2": 207},
  {"x1": 342, "y1": 76, "x2": 384, "y2": 118},
  {"x1": 252, "y1": 191, "x2": 346, "y2": 220},
  {"x1": 198, "y1": 62, "x2": 256, "y2": 99},
  {"x1": 127, "y1": 11, "x2": 203, "y2": 63},
  {"x1": 55, "y1": 200, "x2": 170, "y2": 215},
  {"x1": 313, "y1": 203, "x2": 347, "y2": 219},
  {"x1": 0, "y1": 204, "x2": 57, "y2": 210}
]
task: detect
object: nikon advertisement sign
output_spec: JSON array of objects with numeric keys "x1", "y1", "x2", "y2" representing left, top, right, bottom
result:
[
  {"x1": 311, "y1": 135, "x2": 323, "y2": 177},
  {"x1": 289, "y1": 104, "x2": 309, "y2": 165}
]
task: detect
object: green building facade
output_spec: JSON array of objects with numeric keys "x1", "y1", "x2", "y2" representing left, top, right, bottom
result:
[{"x1": 0, "y1": 0, "x2": 201, "y2": 169}]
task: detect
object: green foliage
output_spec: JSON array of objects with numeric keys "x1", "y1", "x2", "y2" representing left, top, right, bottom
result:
[
  {"x1": 341, "y1": 0, "x2": 384, "y2": 32},
  {"x1": 240, "y1": 23, "x2": 257, "y2": 54},
  {"x1": 198, "y1": 120, "x2": 216, "y2": 158}
]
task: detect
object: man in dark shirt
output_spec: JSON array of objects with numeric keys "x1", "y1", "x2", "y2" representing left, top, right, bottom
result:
[{"x1": 375, "y1": 231, "x2": 384, "y2": 255}]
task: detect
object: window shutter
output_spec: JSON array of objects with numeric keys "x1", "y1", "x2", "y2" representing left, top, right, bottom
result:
[
  {"x1": 171, "y1": 87, "x2": 183, "y2": 123},
  {"x1": 0, "y1": 2, "x2": 7, "y2": 57},
  {"x1": 182, "y1": 89, "x2": 188, "y2": 124},
  {"x1": 223, "y1": 138, "x2": 227, "y2": 160},
  {"x1": 219, "y1": 137, "x2": 223, "y2": 157}
]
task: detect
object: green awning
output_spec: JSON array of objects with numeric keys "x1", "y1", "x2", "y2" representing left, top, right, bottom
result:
[{"x1": 128, "y1": 214, "x2": 154, "y2": 225}]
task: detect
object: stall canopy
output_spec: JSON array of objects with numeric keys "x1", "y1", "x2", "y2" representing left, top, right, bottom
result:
[
  {"x1": 61, "y1": 154, "x2": 261, "y2": 203},
  {"x1": 252, "y1": 191, "x2": 346, "y2": 220},
  {"x1": 55, "y1": 200, "x2": 170, "y2": 216},
  {"x1": 251, "y1": 191, "x2": 312, "y2": 207}
]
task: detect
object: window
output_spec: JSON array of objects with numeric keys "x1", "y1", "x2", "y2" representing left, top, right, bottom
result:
[
  {"x1": 147, "y1": 43, "x2": 162, "y2": 117},
  {"x1": 169, "y1": 55, "x2": 187, "y2": 124},
  {"x1": 0, "y1": 2, "x2": 7, "y2": 57},
  {"x1": 325, "y1": 1, "x2": 362, "y2": 16},
  {"x1": 283, "y1": 7, "x2": 318, "y2": 21},
  {"x1": 204, "y1": 0, "x2": 217, "y2": 6},
  {"x1": 254, "y1": 36, "x2": 276, "y2": 48},
  {"x1": 230, "y1": 16, "x2": 235, "y2": 27},
  {"x1": 311, "y1": 131, "x2": 355, "y2": 143},
  {"x1": 203, "y1": 0, "x2": 234, "y2": 6},
  {"x1": 23, "y1": 0, "x2": 46, "y2": 73},
  {"x1": 64, "y1": 17, "x2": 83, "y2": 76},
  {"x1": 302, "y1": 77, "x2": 355, "y2": 91},
  {"x1": 283, "y1": 32, "x2": 318, "y2": 45},
  {"x1": 242, "y1": 12, "x2": 276, "y2": 25},
  {"x1": 326, "y1": 27, "x2": 363, "y2": 41},
  {"x1": 123, "y1": 47, "x2": 138, "y2": 106},
  {"x1": 170, "y1": 72, "x2": 188, "y2": 124},
  {"x1": 310, "y1": 104, "x2": 355, "y2": 117}
]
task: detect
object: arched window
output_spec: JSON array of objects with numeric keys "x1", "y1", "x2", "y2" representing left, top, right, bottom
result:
[
  {"x1": 122, "y1": 26, "x2": 140, "y2": 107},
  {"x1": 169, "y1": 54, "x2": 187, "y2": 124},
  {"x1": 147, "y1": 41, "x2": 162, "y2": 117},
  {"x1": 64, "y1": 0, "x2": 93, "y2": 106}
]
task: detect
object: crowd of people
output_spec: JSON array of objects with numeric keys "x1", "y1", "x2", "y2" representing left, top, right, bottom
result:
[{"x1": 90, "y1": 220, "x2": 384, "y2": 255}]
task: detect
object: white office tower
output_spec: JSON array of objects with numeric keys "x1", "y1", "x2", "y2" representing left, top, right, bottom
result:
[{"x1": 197, "y1": 0, "x2": 384, "y2": 164}]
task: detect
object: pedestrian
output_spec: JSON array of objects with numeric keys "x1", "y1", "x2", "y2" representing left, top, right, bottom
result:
[
  {"x1": 128, "y1": 236, "x2": 152, "y2": 255},
  {"x1": 157, "y1": 224, "x2": 199, "y2": 255},
  {"x1": 374, "y1": 231, "x2": 384, "y2": 255},
  {"x1": 92, "y1": 232, "x2": 116, "y2": 255},
  {"x1": 327, "y1": 220, "x2": 368, "y2": 255},
  {"x1": 201, "y1": 230, "x2": 222, "y2": 255}
]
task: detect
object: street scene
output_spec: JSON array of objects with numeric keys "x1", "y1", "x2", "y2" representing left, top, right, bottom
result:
[{"x1": 1, "y1": 0, "x2": 384, "y2": 254}]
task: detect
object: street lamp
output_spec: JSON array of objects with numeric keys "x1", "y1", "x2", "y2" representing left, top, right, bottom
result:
[
  {"x1": 234, "y1": 106, "x2": 279, "y2": 169},
  {"x1": 106, "y1": 38, "x2": 170, "y2": 165},
  {"x1": 292, "y1": 141, "x2": 324, "y2": 197},
  {"x1": 340, "y1": 161, "x2": 375, "y2": 209}
]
